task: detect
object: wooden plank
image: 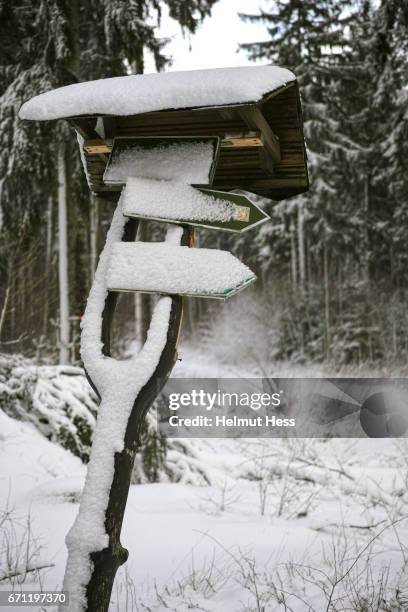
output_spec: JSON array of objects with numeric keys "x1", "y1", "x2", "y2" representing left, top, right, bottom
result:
[
  {"x1": 103, "y1": 117, "x2": 117, "y2": 139},
  {"x1": 84, "y1": 139, "x2": 112, "y2": 154},
  {"x1": 84, "y1": 132, "x2": 263, "y2": 157},
  {"x1": 217, "y1": 108, "x2": 236, "y2": 120},
  {"x1": 69, "y1": 117, "x2": 100, "y2": 140},
  {"x1": 222, "y1": 132, "x2": 262, "y2": 148},
  {"x1": 237, "y1": 106, "x2": 281, "y2": 164},
  {"x1": 71, "y1": 119, "x2": 110, "y2": 164}
]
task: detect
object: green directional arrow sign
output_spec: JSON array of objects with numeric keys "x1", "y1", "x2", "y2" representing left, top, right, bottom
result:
[
  {"x1": 195, "y1": 188, "x2": 270, "y2": 233},
  {"x1": 122, "y1": 184, "x2": 270, "y2": 233}
]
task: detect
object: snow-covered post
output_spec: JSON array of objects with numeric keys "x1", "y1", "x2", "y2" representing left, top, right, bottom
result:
[{"x1": 58, "y1": 189, "x2": 190, "y2": 610}]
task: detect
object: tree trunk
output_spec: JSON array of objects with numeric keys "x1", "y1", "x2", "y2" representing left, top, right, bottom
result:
[
  {"x1": 323, "y1": 240, "x2": 331, "y2": 360},
  {"x1": 89, "y1": 195, "x2": 99, "y2": 282},
  {"x1": 46, "y1": 195, "x2": 53, "y2": 266},
  {"x1": 290, "y1": 219, "x2": 297, "y2": 292},
  {"x1": 85, "y1": 299, "x2": 185, "y2": 611},
  {"x1": 58, "y1": 143, "x2": 70, "y2": 364},
  {"x1": 297, "y1": 201, "x2": 306, "y2": 293},
  {"x1": 43, "y1": 196, "x2": 53, "y2": 336},
  {"x1": 364, "y1": 174, "x2": 370, "y2": 289},
  {"x1": 0, "y1": 280, "x2": 10, "y2": 342}
]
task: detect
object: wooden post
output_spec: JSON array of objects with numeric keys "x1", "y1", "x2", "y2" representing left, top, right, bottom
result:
[{"x1": 82, "y1": 212, "x2": 192, "y2": 612}]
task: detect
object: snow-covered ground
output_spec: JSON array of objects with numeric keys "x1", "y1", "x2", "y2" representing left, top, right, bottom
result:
[{"x1": 1, "y1": 350, "x2": 408, "y2": 611}]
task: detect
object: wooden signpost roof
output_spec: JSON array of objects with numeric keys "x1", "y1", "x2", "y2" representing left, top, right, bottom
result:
[{"x1": 19, "y1": 65, "x2": 308, "y2": 201}]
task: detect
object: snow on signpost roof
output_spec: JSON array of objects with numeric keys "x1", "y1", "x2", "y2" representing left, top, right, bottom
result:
[{"x1": 19, "y1": 65, "x2": 295, "y2": 121}]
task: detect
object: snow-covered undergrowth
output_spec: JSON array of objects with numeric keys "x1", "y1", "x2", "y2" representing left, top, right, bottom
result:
[
  {"x1": 109, "y1": 437, "x2": 408, "y2": 611},
  {"x1": 1, "y1": 405, "x2": 408, "y2": 611},
  {"x1": 0, "y1": 353, "x2": 97, "y2": 461},
  {"x1": 0, "y1": 352, "x2": 212, "y2": 489}
]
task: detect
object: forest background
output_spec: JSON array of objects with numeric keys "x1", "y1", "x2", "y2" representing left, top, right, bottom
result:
[{"x1": 1, "y1": 0, "x2": 408, "y2": 371}]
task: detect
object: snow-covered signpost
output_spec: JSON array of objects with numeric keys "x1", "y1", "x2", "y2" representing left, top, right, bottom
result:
[{"x1": 19, "y1": 66, "x2": 308, "y2": 612}]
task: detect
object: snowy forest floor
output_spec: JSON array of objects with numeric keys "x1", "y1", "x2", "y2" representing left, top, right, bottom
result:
[{"x1": 1, "y1": 346, "x2": 408, "y2": 611}]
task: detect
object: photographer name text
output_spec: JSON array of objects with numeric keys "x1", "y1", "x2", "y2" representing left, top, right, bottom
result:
[{"x1": 167, "y1": 415, "x2": 295, "y2": 428}]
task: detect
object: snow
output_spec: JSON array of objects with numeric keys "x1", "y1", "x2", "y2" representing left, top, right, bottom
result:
[
  {"x1": 122, "y1": 178, "x2": 240, "y2": 223},
  {"x1": 19, "y1": 65, "x2": 295, "y2": 121},
  {"x1": 79, "y1": 201, "x2": 127, "y2": 388},
  {"x1": 104, "y1": 141, "x2": 215, "y2": 184},
  {"x1": 106, "y1": 242, "x2": 256, "y2": 297},
  {"x1": 0, "y1": 409, "x2": 85, "y2": 508}
]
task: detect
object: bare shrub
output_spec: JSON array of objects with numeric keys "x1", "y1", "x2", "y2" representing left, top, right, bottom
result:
[{"x1": 0, "y1": 492, "x2": 54, "y2": 588}]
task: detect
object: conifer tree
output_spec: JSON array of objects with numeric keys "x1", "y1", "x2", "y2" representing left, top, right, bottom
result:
[{"x1": 239, "y1": 0, "x2": 408, "y2": 363}]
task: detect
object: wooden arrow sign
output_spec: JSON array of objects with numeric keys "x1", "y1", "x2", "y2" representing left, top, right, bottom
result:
[
  {"x1": 196, "y1": 188, "x2": 269, "y2": 232},
  {"x1": 106, "y1": 242, "x2": 256, "y2": 299},
  {"x1": 122, "y1": 179, "x2": 270, "y2": 233}
]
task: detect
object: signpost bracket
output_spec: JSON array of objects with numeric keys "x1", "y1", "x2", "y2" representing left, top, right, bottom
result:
[{"x1": 237, "y1": 105, "x2": 281, "y2": 165}]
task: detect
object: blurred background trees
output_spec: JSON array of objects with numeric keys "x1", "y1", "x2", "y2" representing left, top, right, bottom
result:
[
  {"x1": 233, "y1": 0, "x2": 408, "y2": 367},
  {"x1": 0, "y1": 0, "x2": 408, "y2": 369}
]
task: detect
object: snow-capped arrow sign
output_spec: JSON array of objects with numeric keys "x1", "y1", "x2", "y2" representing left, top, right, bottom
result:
[
  {"x1": 121, "y1": 178, "x2": 269, "y2": 233},
  {"x1": 106, "y1": 242, "x2": 256, "y2": 299},
  {"x1": 196, "y1": 188, "x2": 269, "y2": 232}
]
